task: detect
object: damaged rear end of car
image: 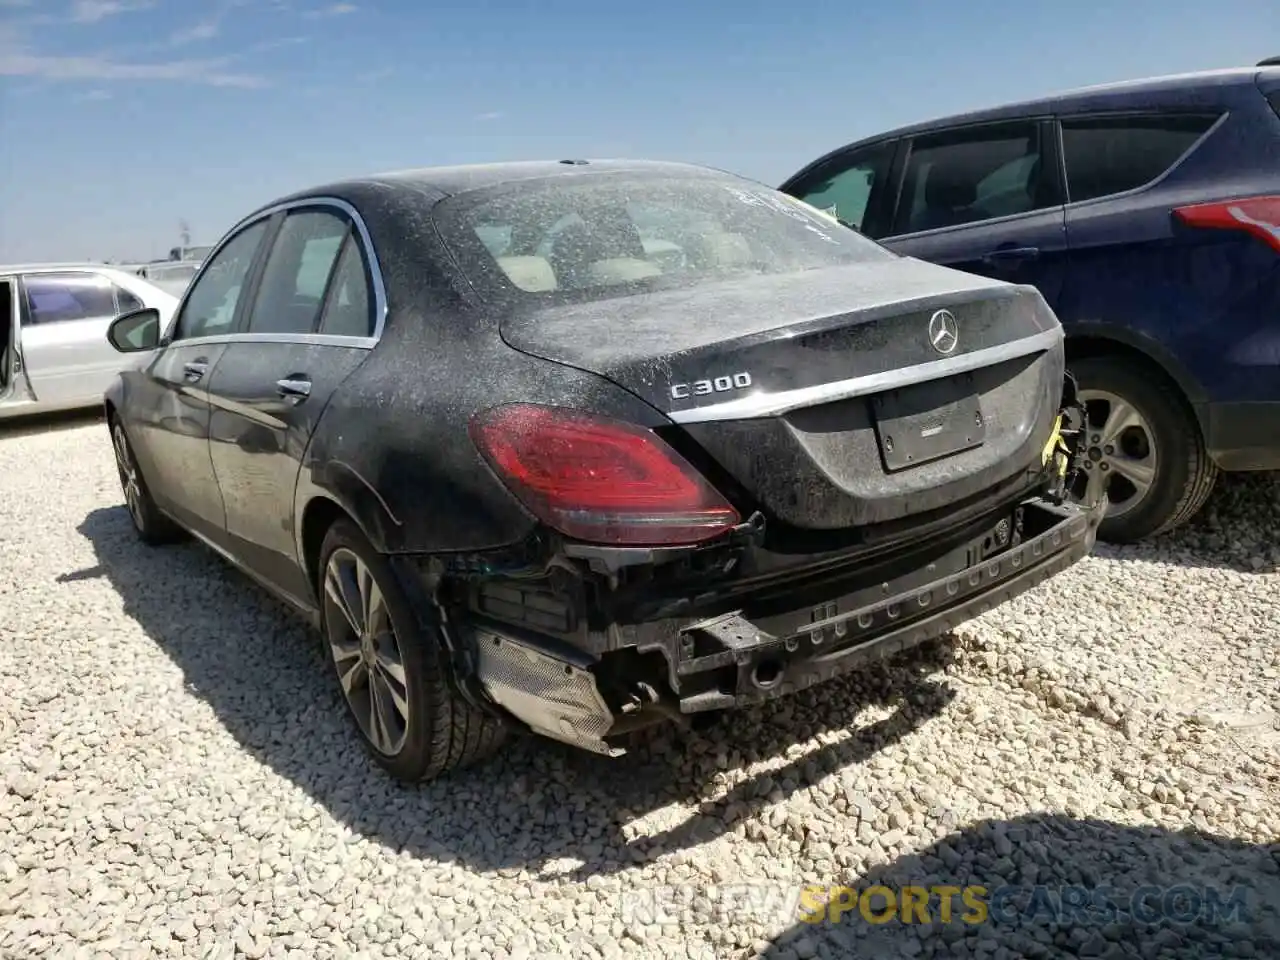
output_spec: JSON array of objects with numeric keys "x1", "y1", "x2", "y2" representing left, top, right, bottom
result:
[{"x1": 418, "y1": 168, "x2": 1103, "y2": 757}]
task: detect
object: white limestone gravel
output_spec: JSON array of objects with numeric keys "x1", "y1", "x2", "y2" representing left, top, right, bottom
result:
[{"x1": 1, "y1": 413, "x2": 1277, "y2": 960}]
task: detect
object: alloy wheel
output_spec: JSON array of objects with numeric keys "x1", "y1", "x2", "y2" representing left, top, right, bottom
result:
[
  {"x1": 323, "y1": 547, "x2": 411, "y2": 756},
  {"x1": 112, "y1": 424, "x2": 144, "y2": 529},
  {"x1": 1070, "y1": 388, "x2": 1159, "y2": 521}
]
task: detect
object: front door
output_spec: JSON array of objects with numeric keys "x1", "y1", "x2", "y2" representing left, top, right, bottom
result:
[
  {"x1": 876, "y1": 119, "x2": 1069, "y2": 311},
  {"x1": 125, "y1": 219, "x2": 272, "y2": 540},
  {"x1": 782, "y1": 139, "x2": 898, "y2": 236},
  {"x1": 0, "y1": 278, "x2": 17, "y2": 401},
  {"x1": 206, "y1": 205, "x2": 378, "y2": 602}
]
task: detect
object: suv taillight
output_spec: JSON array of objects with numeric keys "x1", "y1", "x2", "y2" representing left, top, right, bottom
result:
[
  {"x1": 1173, "y1": 196, "x2": 1280, "y2": 254},
  {"x1": 469, "y1": 403, "x2": 740, "y2": 546}
]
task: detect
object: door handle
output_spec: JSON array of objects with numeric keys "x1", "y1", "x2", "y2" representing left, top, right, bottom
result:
[
  {"x1": 182, "y1": 359, "x2": 209, "y2": 381},
  {"x1": 982, "y1": 246, "x2": 1040, "y2": 265},
  {"x1": 276, "y1": 377, "x2": 312, "y2": 401}
]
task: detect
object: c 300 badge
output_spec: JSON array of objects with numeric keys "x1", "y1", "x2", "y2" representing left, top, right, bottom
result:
[{"x1": 670, "y1": 372, "x2": 753, "y2": 400}]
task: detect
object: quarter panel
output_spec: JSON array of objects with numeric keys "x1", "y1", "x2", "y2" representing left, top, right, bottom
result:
[
  {"x1": 300, "y1": 300, "x2": 670, "y2": 557},
  {"x1": 1060, "y1": 103, "x2": 1280, "y2": 407},
  {"x1": 283, "y1": 179, "x2": 675, "y2": 558}
]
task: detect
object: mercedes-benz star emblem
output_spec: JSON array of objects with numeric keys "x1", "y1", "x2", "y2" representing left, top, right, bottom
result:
[{"x1": 928, "y1": 309, "x2": 959, "y2": 355}]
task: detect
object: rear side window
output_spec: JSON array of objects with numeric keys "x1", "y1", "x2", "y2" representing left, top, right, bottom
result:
[
  {"x1": 115, "y1": 285, "x2": 144, "y2": 313},
  {"x1": 316, "y1": 234, "x2": 374, "y2": 338},
  {"x1": 23, "y1": 272, "x2": 118, "y2": 324},
  {"x1": 246, "y1": 209, "x2": 349, "y2": 335},
  {"x1": 892, "y1": 121, "x2": 1055, "y2": 235},
  {"x1": 1060, "y1": 114, "x2": 1218, "y2": 204}
]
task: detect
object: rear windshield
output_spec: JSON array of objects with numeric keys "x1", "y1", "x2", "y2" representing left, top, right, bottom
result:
[
  {"x1": 149, "y1": 264, "x2": 198, "y2": 282},
  {"x1": 430, "y1": 172, "x2": 896, "y2": 305}
]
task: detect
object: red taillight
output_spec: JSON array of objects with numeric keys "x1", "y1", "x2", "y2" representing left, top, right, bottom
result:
[
  {"x1": 469, "y1": 403, "x2": 741, "y2": 546},
  {"x1": 1173, "y1": 196, "x2": 1280, "y2": 253}
]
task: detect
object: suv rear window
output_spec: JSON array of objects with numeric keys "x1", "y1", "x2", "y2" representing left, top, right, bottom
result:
[
  {"x1": 431, "y1": 172, "x2": 895, "y2": 306},
  {"x1": 1060, "y1": 114, "x2": 1219, "y2": 204}
]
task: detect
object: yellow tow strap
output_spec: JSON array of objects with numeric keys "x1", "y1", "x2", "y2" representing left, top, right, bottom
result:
[{"x1": 1040, "y1": 414, "x2": 1072, "y2": 478}]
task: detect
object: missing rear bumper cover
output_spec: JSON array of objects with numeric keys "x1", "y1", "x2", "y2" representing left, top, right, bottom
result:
[{"x1": 670, "y1": 495, "x2": 1102, "y2": 712}]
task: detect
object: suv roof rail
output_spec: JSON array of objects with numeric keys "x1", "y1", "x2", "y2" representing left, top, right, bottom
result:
[{"x1": 1258, "y1": 56, "x2": 1280, "y2": 67}]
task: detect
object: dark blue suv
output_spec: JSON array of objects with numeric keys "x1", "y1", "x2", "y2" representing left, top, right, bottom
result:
[{"x1": 779, "y1": 61, "x2": 1280, "y2": 543}]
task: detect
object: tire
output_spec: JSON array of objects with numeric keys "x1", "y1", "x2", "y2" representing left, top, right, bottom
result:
[
  {"x1": 110, "y1": 417, "x2": 185, "y2": 545},
  {"x1": 1067, "y1": 354, "x2": 1219, "y2": 544},
  {"x1": 317, "y1": 518, "x2": 507, "y2": 783}
]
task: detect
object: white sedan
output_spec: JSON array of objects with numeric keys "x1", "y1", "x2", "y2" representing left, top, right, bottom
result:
[{"x1": 0, "y1": 263, "x2": 180, "y2": 421}]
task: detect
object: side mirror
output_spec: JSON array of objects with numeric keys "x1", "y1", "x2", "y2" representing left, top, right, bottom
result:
[{"x1": 107, "y1": 307, "x2": 162, "y2": 353}]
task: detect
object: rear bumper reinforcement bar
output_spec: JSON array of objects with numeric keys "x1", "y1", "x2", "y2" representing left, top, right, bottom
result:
[{"x1": 671, "y1": 495, "x2": 1104, "y2": 712}]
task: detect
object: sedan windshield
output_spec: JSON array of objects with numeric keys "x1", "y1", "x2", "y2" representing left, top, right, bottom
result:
[{"x1": 431, "y1": 172, "x2": 896, "y2": 305}]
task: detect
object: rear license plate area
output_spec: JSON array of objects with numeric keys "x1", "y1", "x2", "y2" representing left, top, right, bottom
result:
[{"x1": 871, "y1": 373, "x2": 985, "y2": 471}]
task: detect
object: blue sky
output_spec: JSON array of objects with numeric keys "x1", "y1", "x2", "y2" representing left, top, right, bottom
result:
[{"x1": 0, "y1": 0, "x2": 1276, "y2": 262}]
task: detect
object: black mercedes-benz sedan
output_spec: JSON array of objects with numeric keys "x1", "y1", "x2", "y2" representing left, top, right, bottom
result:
[{"x1": 102, "y1": 159, "x2": 1104, "y2": 783}]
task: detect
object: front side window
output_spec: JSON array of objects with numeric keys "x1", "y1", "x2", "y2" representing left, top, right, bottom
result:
[
  {"x1": 246, "y1": 209, "x2": 349, "y2": 335},
  {"x1": 22, "y1": 272, "x2": 118, "y2": 324},
  {"x1": 1061, "y1": 114, "x2": 1219, "y2": 204},
  {"x1": 792, "y1": 143, "x2": 894, "y2": 235},
  {"x1": 431, "y1": 172, "x2": 895, "y2": 306},
  {"x1": 893, "y1": 122, "x2": 1054, "y2": 235},
  {"x1": 173, "y1": 220, "x2": 268, "y2": 341}
]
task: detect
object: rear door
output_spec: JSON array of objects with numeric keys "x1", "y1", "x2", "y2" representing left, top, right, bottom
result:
[
  {"x1": 16, "y1": 270, "x2": 139, "y2": 404},
  {"x1": 880, "y1": 119, "x2": 1069, "y2": 310},
  {"x1": 123, "y1": 219, "x2": 273, "y2": 540},
  {"x1": 205, "y1": 203, "x2": 379, "y2": 602}
]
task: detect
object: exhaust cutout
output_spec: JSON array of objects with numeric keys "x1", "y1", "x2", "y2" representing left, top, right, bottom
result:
[{"x1": 752, "y1": 660, "x2": 784, "y2": 689}]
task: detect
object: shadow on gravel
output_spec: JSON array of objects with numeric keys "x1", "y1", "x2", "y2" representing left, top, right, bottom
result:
[
  {"x1": 757, "y1": 813, "x2": 1279, "y2": 960},
  {"x1": 1098, "y1": 471, "x2": 1280, "y2": 575},
  {"x1": 0, "y1": 408, "x2": 103, "y2": 441},
  {"x1": 71, "y1": 504, "x2": 958, "y2": 882}
]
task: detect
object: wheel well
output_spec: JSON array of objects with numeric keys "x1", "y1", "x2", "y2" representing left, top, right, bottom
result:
[
  {"x1": 1064, "y1": 334, "x2": 1173, "y2": 373},
  {"x1": 1064, "y1": 334, "x2": 1207, "y2": 435},
  {"x1": 300, "y1": 497, "x2": 349, "y2": 596}
]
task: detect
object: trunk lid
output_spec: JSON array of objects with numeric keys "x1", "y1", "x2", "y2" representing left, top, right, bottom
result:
[{"x1": 500, "y1": 259, "x2": 1066, "y2": 535}]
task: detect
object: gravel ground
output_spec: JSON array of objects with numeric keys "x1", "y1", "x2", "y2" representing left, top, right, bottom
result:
[{"x1": 1, "y1": 413, "x2": 1277, "y2": 960}]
